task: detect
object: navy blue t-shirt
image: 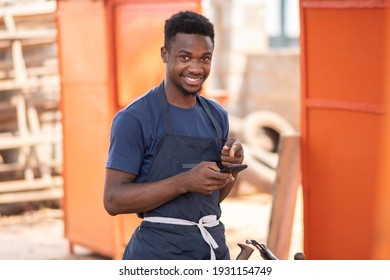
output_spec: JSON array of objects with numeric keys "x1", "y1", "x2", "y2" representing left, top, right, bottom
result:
[{"x1": 106, "y1": 83, "x2": 229, "y2": 183}]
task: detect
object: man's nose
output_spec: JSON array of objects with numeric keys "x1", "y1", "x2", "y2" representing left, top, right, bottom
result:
[{"x1": 188, "y1": 60, "x2": 202, "y2": 73}]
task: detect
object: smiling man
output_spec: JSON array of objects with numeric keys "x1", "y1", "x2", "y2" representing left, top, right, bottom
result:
[{"x1": 104, "y1": 10, "x2": 244, "y2": 260}]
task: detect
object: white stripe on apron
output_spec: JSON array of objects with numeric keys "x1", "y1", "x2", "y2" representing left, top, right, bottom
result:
[{"x1": 143, "y1": 215, "x2": 220, "y2": 260}]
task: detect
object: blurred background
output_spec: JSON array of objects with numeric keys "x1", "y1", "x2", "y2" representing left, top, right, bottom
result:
[{"x1": 1, "y1": 0, "x2": 390, "y2": 261}]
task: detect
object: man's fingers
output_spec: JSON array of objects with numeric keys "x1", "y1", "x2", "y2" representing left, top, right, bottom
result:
[
  {"x1": 223, "y1": 137, "x2": 236, "y2": 150},
  {"x1": 197, "y1": 161, "x2": 219, "y2": 171},
  {"x1": 229, "y1": 142, "x2": 240, "y2": 157}
]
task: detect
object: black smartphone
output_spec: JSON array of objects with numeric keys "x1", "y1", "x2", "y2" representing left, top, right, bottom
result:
[{"x1": 220, "y1": 164, "x2": 248, "y2": 174}]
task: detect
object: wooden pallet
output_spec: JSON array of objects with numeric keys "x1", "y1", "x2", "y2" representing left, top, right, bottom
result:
[
  {"x1": 0, "y1": 176, "x2": 63, "y2": 205},
  {"x1": 0, "y1": 0, "x2": 61, "y2": 205}
]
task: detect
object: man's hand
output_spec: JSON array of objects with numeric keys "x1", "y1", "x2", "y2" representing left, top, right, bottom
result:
[
  {"x1": 220, "y1": 137, "x2": 244, "y2": 167},
  {"x1": 180, "y1": 161, "x2": 234, "y2": 195}
]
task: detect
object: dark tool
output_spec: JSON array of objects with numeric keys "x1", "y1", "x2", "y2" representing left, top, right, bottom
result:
[
  {"x1": 246, "y1": 240, "x2": 278, "y2": 260},
  {"x1": 236, "y1": 243, "x2": 254, "y2": 260},
  {"x1": 245, "y1": 239, "x2": 306, "y2": 260},
  {"x1": 293, "y1": 252, "x2": 305, "y2": 260}
]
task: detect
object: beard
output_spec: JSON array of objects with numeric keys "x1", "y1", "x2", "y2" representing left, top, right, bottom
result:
[
  {"x1": 173, "y1": 79, "x2": 200, "y2": 97},
  {"x1": 179, "y1": 85, "x2": 200, "y2": 97}
]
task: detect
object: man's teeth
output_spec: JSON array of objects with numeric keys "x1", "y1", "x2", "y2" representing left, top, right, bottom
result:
[{"x1": 186, "y1": 77, "x2": 200, "y2": 81}]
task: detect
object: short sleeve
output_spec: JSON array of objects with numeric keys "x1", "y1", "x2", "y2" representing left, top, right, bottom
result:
[{"x1": 105, "y1": 110, "x2": 144, "y2": 175}]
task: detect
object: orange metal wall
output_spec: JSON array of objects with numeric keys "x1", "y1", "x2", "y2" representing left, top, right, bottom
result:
[
  {"x1": 113, "y1": 1, "x2": 199, "y2": 107},
  {"x1": 57, "y1": 0, "x2": 201, "y2": 259},
  {"x1": 373, "y1": 6, "x2": 390, "y2": 260},
  {"x1": 57, "y1": 0, "x2": 117, "y2": 257},
  {"x1": 300, "y1": 0, "x2": 390, "y2": 259}
]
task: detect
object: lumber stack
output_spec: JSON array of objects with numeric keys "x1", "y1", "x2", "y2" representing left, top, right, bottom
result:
[{"x1": 0, "y1": 0, "x2": 62, "y2": 205}]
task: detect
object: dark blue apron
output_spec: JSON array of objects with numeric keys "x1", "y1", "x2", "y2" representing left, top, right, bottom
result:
[{"x1": 122, "y1": 85, "x2": 230, "y2": 260}]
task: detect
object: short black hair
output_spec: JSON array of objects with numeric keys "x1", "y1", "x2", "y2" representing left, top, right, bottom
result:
[{"x1": 164, "y1": 10, "x2": 215, "y2": 51}]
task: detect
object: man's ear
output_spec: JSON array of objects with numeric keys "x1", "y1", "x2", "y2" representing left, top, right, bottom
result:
[{"x1": 161, "y1": 46, "x2": 168, "y2": 63}]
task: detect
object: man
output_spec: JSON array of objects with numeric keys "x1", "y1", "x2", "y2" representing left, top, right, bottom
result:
[{"x1": 104, "y1": 10, "x2": 244, "y2": 260}]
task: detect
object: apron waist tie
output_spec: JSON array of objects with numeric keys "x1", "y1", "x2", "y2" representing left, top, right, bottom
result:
[{"x1": 143, "y1": 215, "x2": 220, "y2": 260}]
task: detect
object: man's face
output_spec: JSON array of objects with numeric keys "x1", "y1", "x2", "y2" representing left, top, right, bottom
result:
[{"x1": 162, "y1": 33, "x2": 214, "y2": 96}]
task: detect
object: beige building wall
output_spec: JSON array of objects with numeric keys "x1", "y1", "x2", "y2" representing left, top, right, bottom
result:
[{"x1": 203, "y1": 0, "x2": 300, "y2": 131}]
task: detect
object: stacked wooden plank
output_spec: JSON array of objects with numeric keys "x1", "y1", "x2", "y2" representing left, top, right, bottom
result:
[{"x1": 0, "y1": 0, "x2": 62, "y2": 205}]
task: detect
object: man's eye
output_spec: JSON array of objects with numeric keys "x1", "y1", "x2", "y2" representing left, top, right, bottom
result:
[
  {"x1": 181, "y1": 55, "x2": 190, "y2": 60},
  {"x1": 202, "y1": 57, "x2": 211, "y2": 63}
]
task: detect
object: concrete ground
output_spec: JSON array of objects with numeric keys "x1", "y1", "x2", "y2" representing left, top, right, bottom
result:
[{"x1": 0, "y1": 183, "x2": 303, "y2": 260}]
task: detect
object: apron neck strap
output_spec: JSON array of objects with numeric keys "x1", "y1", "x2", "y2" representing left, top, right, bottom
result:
[
  {"x1": 197, "y1": 95, "x2": 223, "y2": 140},
  {"x1": 156, "y1": 83, "x2": 174, "y2": 134},
  {"x1": 156, "y1": 82, "x2": 223, "y2": 140}
]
